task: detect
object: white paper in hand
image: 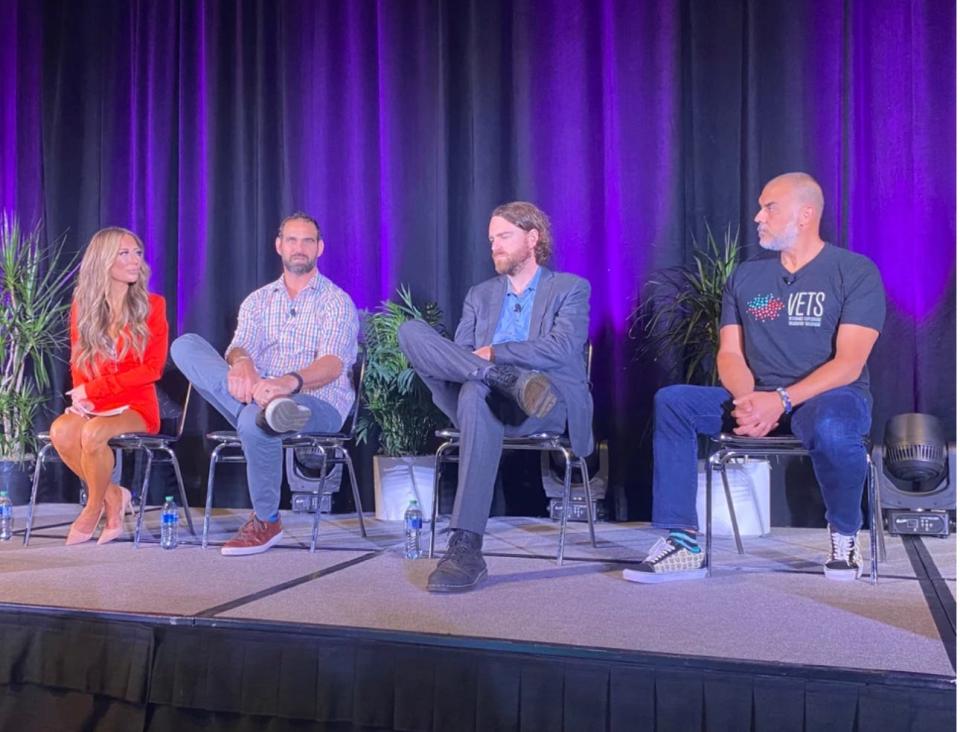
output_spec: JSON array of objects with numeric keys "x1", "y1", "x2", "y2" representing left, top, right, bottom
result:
[{"x1": 73, "y1": 404, "x2": 130, "y2": 417}]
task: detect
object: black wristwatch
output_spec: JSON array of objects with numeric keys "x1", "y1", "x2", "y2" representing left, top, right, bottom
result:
[{"x1": 285, "y1": 371, "x2": 304, "y2": 395}]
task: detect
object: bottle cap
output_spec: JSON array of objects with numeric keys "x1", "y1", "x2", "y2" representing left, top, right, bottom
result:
[
  {"x1": 164, "y1": 495, "x2": 174, "y2": 501},
  {"x1": 0, "y1": 490, "x2": 7, "y2": 497}
]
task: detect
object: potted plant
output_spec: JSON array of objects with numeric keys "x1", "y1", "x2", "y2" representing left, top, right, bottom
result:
[
  {"x1": 0, "y1": 213, "x2": 77, "y2": 502},
  {"x1": 630, "y1": 223, "x2": 772, "y2": 536},
  {"x1": 629, "y1": 223, "x2": 740, "y2": 385},
  {"x1": 357, "y1": 285, "x2": 448, "y2": 520}
]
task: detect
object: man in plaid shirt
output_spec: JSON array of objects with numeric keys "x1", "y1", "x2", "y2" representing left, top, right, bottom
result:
[{"x1": 171, "y1": 212, "x2": 359, "y2": 555}]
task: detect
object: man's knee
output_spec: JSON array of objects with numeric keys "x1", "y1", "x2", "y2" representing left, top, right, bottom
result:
[
  {"x1": 807, "y1": 391, "x2": 867, "y2": 451},
  {"x1": 810, "y1": 414, "x2": 864, "y2": 453},
  {"x1": 170, "y1": 333, "x2": 205, "y2": 369},
  {"x1": 397, "y1": 319, "x2": 434, "y2": 355},
  {"x1": 654, "y1": 384, "x2": 704, "y2": 416}
]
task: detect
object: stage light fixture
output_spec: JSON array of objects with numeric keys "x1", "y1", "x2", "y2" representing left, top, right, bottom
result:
[{"x1": 872, "y1": 413, "x2": 955, "y2": 537}]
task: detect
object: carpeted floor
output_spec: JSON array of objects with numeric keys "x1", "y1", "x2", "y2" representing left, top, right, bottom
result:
[{"x1": 1, "y1": 503, "x2": 954, "y2": 678}]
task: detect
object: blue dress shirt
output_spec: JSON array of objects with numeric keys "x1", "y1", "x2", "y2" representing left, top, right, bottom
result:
[{"x1": 491, "y1": 267, "x2": 542, "y2": 345}]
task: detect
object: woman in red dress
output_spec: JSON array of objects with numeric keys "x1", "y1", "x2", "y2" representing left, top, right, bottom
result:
[{"x1": 49, "y1": 227, "x2": 169, "y2": 545}]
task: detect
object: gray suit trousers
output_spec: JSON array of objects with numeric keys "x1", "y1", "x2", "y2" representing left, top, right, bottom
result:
[{"x1": 398, "y1": 320, "x2": 566, "y2": 536}]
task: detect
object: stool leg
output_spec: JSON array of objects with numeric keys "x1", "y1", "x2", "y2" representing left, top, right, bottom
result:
[
  {"x1": 134, "y1": 447, "x2": 153, "y2": 548},
  {"x1": 165, "y1": 448, "x2": 196, "y2": 537},
  {"x1": 557, "y1": 447, "x2": 574, "y2": 567},
  {"x1": 203, "y1": 443, "x2": 227, "y2": 549},
  {"x1": 719, "y1": 456, "x2": 744, "y2": 555},
  {"x1": 24, "y1": 443, "x2": 53, "y2": 546},
  {"x1": 429, "y1": 442, "x2": 453, "y2": 559},
  {"x1": 706, "y1": 452, "x2": 714, "y2": 576},
  {"x1": 580, "y1": 456, "x2": 597, "y2": 547},
  {"x1": 342, "y1": 449, "x2": 366, "y2": 538},
  {"x1": 866, "y1": 454, "x2": 881, "y2": 584},
  {"x1": 309, "y1": 450, "x2": 329, "y2": 553}
]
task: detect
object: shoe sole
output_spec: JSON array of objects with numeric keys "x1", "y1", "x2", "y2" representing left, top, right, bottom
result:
[
  {"x1": 220, "y1": 530, "x2": 284, "y2": 556},
  {"x1": 823, "y1": 566, "x2": 863, "y2": 581},
  {"x1": 265, "y1": 399, "x2": 310, "y2": 433},
  {"x1": 622, "y1": 567, "x2": 707, "y2": 584},
  {"x1": 519, "y1": 374, "x2": 558, "y2": 418},
  {"x1": 426, "y1": 567, "x2": 489, "y2": 593}
]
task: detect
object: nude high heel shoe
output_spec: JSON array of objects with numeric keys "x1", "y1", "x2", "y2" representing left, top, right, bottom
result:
[
  {"x1": 97, "y1": 486, "x2": 133, "y2": 545},
  {"x1": 65, "y1": 508, "x2": 104, "y2": 546}
]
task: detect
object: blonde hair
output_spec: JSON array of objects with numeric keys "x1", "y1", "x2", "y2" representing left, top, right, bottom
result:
[
  {"x1": 490, "y1": 201, "x2": 553, "y2": 264},
  {"x1": 72, "y1": 227, "x2": 151, "y2": 379}
]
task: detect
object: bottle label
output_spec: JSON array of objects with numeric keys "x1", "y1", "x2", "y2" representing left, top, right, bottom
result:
[
  {"x1": 406, "y1": 516, "x2": 422, "y2": 530},
  {"x1": 162, "y1": 514, "x2": 177, "y2": 524},
  {"x1": 0, "y1": 506, "x2": 11, "y2": 519}
]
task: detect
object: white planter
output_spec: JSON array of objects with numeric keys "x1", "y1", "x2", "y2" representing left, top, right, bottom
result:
[
  {"x1": 373, "y1": 455, "x2": 436, "y2": 521},
  {"x1": 696, "y1": 458, "x2": 771, "y2": 537}
]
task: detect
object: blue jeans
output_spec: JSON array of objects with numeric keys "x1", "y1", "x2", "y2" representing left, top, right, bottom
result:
[
  {"x1": 170, "y1": 333, "x2": 343, "y2": 520},
  {"x1": 652, "y1": 384, "x2": 872, "y2": 536}
]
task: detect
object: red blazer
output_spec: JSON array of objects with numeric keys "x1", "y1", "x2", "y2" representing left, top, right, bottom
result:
[{"x1": 69, "y1": 293, "x2": 169, "y2": 433}]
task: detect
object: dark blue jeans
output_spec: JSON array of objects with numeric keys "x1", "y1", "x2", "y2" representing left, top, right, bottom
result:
[{"x1": 652, "y1": 384, "x2": 872, "y2": 536}]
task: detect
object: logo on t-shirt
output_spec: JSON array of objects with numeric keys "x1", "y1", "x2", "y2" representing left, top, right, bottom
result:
[
  {"x1": 746, "y1": 293, "x2": 785, "y2": 321},
  {"x1": 786, "y1": 291, "x2": 825, "y2": 327}
]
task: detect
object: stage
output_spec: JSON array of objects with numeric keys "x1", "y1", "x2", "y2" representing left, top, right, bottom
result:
[{"x1": 0, "y1": 505, "x2": 955, "y2": 731}]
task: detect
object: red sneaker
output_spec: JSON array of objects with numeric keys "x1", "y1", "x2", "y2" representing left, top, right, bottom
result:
[{"x1": 221, "y1": 513, "x2": 283, "y2": 556}]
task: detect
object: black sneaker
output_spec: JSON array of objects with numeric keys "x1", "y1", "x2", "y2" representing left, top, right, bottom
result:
[
  {"x1": 824, "y1": 527, "x2": 863, "y2": 581},
  {"x1": 426, "y1": 529, "x2": 488, "y2": 592},
  {"x1": 256, "y1": 397, "x2": 310, "y2": 434},
  {"x1": 482, "y1": 366, "x2": 558, "y2": 418},
  {"x1": 622, "y1": 532, "x2": 707, "y2": 583}
]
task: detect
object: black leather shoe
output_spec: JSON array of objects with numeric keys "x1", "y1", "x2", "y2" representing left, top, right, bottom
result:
[
  {"x1": 482, "y1": 366, "x2": 558, "y2": 418},
  {"x1": 427, "y1": 529, "x2": 488, "y2": 593}
]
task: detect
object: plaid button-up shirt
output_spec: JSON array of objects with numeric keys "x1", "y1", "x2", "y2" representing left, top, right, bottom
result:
[{"x1": 227, "y1": 272, "x2": 359, "y2": 423}]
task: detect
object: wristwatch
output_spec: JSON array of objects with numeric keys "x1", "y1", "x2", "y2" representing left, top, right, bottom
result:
[{"x1": 286, "y1": 371, "x2": 304, "y2": 395}]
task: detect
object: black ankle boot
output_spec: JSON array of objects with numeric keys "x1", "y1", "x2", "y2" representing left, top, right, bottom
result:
[
  {"x1": 427, "y1": 529, "x2": 488, "y2": 593},
  {"x1": 482, "y1": 366, "x2": 558, "y2": 418}
]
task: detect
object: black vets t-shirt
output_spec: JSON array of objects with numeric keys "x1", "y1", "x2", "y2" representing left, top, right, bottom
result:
[{"x1": 720, "y1": 243, "x2": 885, "y2": 395}]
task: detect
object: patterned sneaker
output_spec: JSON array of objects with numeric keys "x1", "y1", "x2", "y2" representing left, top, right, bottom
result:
[
  {"x1": 220, "y1": 513, "x2": 284, "y2": 556},
  {"x1": 823, "y1": 528, "x2": 863, "y2": 581},
  {"x1": 622, "y1": 532, "x2": 707, "y2": 583}
]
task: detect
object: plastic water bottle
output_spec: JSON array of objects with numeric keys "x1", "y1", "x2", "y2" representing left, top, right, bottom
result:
[
  {"x1": 160, "y1": 496, "x2": 179, "y2": 550},
  {"x1": 0, "y1": 490, "x2": 12, "y2": 541},
  {"x1": 404, "y1": 500, "x2": 423, "y2": 559}
]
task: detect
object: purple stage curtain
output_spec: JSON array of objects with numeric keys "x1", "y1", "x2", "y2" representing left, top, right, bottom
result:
[{"x1": 0, "y1": 0, "x2": 954, "y2": 515}]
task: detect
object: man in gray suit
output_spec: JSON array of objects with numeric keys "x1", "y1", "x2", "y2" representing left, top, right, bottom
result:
[{"x1": 398, "y1": 201, "x2": 593, "y2": 592}]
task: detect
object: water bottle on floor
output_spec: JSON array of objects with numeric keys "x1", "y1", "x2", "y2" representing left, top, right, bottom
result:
[
  {"x1": 160, "y1": 496, "x2": 178, "y2": 550},
  {"x1": 404, "y1": 500, "x2": 423, "y2": 559},
  {"x1": 0, "y1": 490, "x2": 13, "y2": 541}
]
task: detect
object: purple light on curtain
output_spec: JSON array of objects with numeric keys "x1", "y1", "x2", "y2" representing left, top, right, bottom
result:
[
  {"x1": 845, "y1": 0, "x2": 955, "y2": 320},
  {"x1": 375, "y1": 1, "x2": 396, "y2": 302},
  {"x1": 175, "y1": 1, "x2": 211, "y2": 332},
  {"x1": 0, "y1": 0, "x2": 42, "y2": 224},
  {"x1": 515, "y1": 0, "x2": 682, "y2": 337}
]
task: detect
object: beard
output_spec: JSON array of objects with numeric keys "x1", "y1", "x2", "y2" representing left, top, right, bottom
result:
[
  {"x1": 493, "y1": 249, "x2": 533, "y2": 276},
  {"x1": 758, "y1": 218, "x2": 799, "y2": 252},
  {"x1": 283, "y1": 255, "x2": 316, "y2": 275}
]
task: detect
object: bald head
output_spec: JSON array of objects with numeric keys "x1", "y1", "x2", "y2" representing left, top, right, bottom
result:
[{"x1": 767, "y1": 172, "x2": 824, "y2": 219}]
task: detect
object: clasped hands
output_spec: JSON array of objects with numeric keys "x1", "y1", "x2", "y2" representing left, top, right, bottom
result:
[
  {"x1": 227, "y1": 360, "x2": 297, "y2": 407},
  {"x1": 731, "y1": 391, "x2": 784, "y2": 438}
]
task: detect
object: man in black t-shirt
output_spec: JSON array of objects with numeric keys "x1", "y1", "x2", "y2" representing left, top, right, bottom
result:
[{"x1": 624, "y1": 172, "x2": 885, "y2": 584}]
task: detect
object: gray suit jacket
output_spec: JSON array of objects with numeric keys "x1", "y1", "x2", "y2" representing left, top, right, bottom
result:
[{"x1": 453, "y1": 268, "x2": 594, "y2": 457}]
